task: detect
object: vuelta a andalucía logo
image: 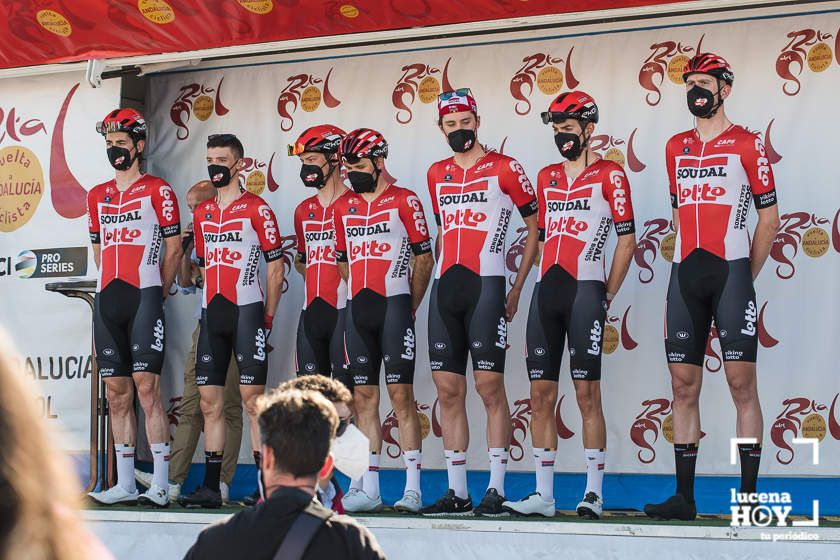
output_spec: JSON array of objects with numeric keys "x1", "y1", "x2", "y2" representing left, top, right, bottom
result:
[
  {"x1": 638, "y1": 34, "x2": 705, "y2": 106},
  {"x1": 771, "y1": 395, "x2": 840, "y2": 464},
  {"x1": 239, "y1": 153, "x2": 281, "y2": 196},
  {"x1": 771, "y1": 209, "x2": 840, "y2": 279},
  {"x1": 276, "y1": 68, "x2": 342, "y2": 131},
  {"x1": 630, "y1": 398, "x2": 706, "y2": 464},
  {"x1": 602, "y1": 305, "x2": 638, "y2": 355},
  {"x1": 392, "y1": 57, "x2": 455, "y2": 124},
  {"x1": 589, "y1": 129, "x2": 646, "y2": 173},
  {"x1": 509, "y1": 49, "x2": 579, "y2": 116},
  {"x1": 0, "y1": 103, "x2": 46, "y2": 232},
  {"x1": 634, "y1": 217, "x2": 676, "y2": 284},
  {"x1": 170, "y1": 77, "x2": 230, "y2": 140},
  {"x1": 703, "y1": 301, "x2": 779, "y2": 373},
  {"x1": 776, "y1": 27, "x2": 839, "y2": 96}
]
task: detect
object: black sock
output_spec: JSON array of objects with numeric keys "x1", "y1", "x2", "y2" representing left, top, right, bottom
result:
[
  {"x1": 674, "y1": 443, "x2": 698, "y2": 503},
  {"x1": 253, "y1": 451, "x2": 263, "y2": 496},
  {"x1": 738, "y1": 443, "x2": 762, "y2": 494},
  {"x1": 203, "y1": 451, "x2": 223, "y2": 492}
]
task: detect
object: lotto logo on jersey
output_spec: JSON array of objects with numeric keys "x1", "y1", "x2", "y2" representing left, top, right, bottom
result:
[
  {"x1": 443, "y1": 208, "x2": 487, "y2": 230},
  {"x1": 258, "y1": 205, "x2": 278, "y2": 244},
  {"x1": 349, "y1": 240, "x2": 392, "y2": 259},
  {"x1": 159, "y1": 185, "x2": 176, "y2": 222},
  {"x1": 406, "y1": 195, "x2": 428, "y2": 236},
  {"x1": 103, "y1": 227, "x2": 141, "y2": 245},
  {"x1": 546, "y1": 215, "x2": 588, "y2": 238},
  {"x1": 207, "y1": 247, "x2": 242, "y2": 266},
  {"x1": 307, "y1": 244, "x2": 334, "y2": 263},
  {"x1": 678, "y1": 184, "x2": 726, "y2": 204},
  {"x1": 609, "y1": 171, "x2": 629, "y2": 217}
]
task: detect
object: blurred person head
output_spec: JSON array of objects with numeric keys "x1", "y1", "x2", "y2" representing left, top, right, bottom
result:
[
  {"x1": 186, "y1": 180, "x2": 215, "y2": 211},
  {"x1": 256, "y1": 389, "x2": 338, "y2": 494},
  {"x1": 278, "y1": 374, "x2": 353, "y2": 421},
  {"x1": 0, "y1": 332, "x2": 111, "y2": 560}
]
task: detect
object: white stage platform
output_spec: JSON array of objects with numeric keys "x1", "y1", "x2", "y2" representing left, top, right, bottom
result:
[{"x1": 84, "y1": 509, "x2": 840, "y2": 560}]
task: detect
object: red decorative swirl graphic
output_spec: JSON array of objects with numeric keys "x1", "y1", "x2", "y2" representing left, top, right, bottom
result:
[{"x1": 49, "y1": 83, "x2": 88, "y2": 219}]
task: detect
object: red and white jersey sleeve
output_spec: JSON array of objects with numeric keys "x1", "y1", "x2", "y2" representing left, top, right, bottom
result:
[
  {"x1": 666, "y1": 125, "x2": 778, "y2": 263},
  {"x1": 538, "y1": 159, "x2": 635, "y2": 282},
  {"x1": 196, "y1": 192, "x2": 281, "y2": 307},
  {"x1": 294, "y1": 192, "x2": 349, "y2": 309},
  {"x1": 333, "y1": 185, "x2": 431, "y2": 298},
  {"x1": 427, "y1": 151, "x2": 537, "y2": 279},
  {"x1": 87, "y1": 174, "x2": 181, "y2": 291}
]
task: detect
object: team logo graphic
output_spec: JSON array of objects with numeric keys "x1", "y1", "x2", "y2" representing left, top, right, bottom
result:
[
  {"x1": 702, "y1": 301, "x2": 779, "y2": 373},
  {"x1": 602, "y1": 305, "x2": 638, "y2": 355},
  {"x1": 381, "y1": 402, "x2": 433, "y2": 458},
  {"x1": 277, "y1": 69, "x2": 341, "y2": 131},
  {"x1": 630, "y1": 398, "x2": 707, "y2": 464},
  {"x1": 392, "y1": 57, "x2": 454, "y2": 124},
  {"x1": 589, "y1": 129, "x2": 646, "y2": 173},
  {"x1": 771, "y1": 394, "x2": 840, "y2": 464},
  {"x1": 170, "y1": 77, "x2": 230, "y2": 140},
  {"x1": 776, "y1": 27, "x2": 837, "y2": 96},
  {"x1": 633, "y1": 217, "x2": 675, "y2": 283},
  {"x1": 510, "y1": 49, "x2": 579, "y2": 116},
  {"x1": 638, "y1": 34, "x2": 705, "y2": 106},
  {"x1": 771, "y1": 209, "x2": 840, "y2": 279},
  {"x1": 239, "y1": 154, "x2": 281, "y2": 195},
  {"x1": 137, "y1": 0, "x2": 175, "y2": 24}
]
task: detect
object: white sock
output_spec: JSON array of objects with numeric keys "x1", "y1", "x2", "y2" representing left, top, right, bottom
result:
[
  {"x1": 150, "y1": 442, "x2": 170, "y2": 490},
  {"x1": 488, "y1": 448, "x2": 509, "y2": 494},
  {"x1": 584, "y1": 448, "x2": 606, "y2": 497},
  {"x1": 534, "y1": 448, "x2": 557, "y2": 500},
  {"x1": 363, "y1": 452, "x2": 380, "y2": 499},
  {"x1": 403, "y1": 449, "x2": 421, "y2": 494},
  {"x1": 444, "y1": 450, "x2": 468, "y2": 499},
  {"x1": 350, "y1": 477, "x2": 363, "y2": 491},
  {"x1": 115, "y1": 444, "x2": 136, "y2": 493}
]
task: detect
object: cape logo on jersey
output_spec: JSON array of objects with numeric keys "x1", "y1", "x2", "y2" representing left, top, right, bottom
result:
[
  {"x1": 603, "y1": 306, "x2": 638, "y2": 354},
  {"x1": 638, "y1": 33, "x2": 705, "y2": 107},
  {"x1": 634, "y1": 217, "x2": 675, "y2": 283},
  {"x1": 277, "y1": 69, "x2": 341, "y2": 131},
  {"x1": 382, "y1": 402, "x2": 433, "y2": 458},
  {"x1": 589, "y1": 129, "x2": 646, "y2": 173},
  {"x1": 771, "y1": 209, "x2": 840, "y2": 279},
  {"x1": 170, "y1": 76, "x2": 230, "y2": 140},
  {"x1": 771, "y1": 394, "x2": 840, "y2": 464},
  {"x1": 702, "y1": 302, "x2": 779, "y2": 372},
  {"x1": 630, "y1": 398, "x2": 707, "y2": 464},
  {"x1": 240, "y1": 153, "x2": 280, "y2": 195},
  {"x1": 510, "y1": 49, "x2": 579, "y2": 116},
  {"x1": 392, "y1": 57, "x2": 454, "y2": 124},
  {"x1": 776, "y1": 27, "x2": 837, "y2": 96}
]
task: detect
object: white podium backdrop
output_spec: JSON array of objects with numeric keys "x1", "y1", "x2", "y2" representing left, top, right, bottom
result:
[{"x1": 1, "y1": 11, "x2": 837, "y2": 478}]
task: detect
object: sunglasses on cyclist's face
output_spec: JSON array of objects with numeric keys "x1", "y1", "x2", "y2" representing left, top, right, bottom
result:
[
  {"x1": 438, "y1": 87, "x2": 473, "y2": 101},
  {"x1": 540, "y1": 112, "x2": 573, "y2": 125},
  {"x1": 337, "y1": 415, "x2": 355, "y2": 437}
]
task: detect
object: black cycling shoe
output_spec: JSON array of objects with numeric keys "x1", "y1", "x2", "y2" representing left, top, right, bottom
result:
[
  {"x1": 474, "y1": 488, "x2": 510, "y2": 517},
  {"x1": 240, "y1": 488, "x2": 260, "y2": 507},
  {"x1": 421, "y1": 489, "x2": 473, "y2": 517},
  {"x1": 178, "y1": 486, "x2": 222, "y2": 509},
  {"x1": 643, "y1": 494, "x2": 697, "y2": 521}
]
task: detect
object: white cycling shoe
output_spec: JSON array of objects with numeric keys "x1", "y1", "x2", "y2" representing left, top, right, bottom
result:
[{"x1": 501, "y1": 492, "x2": 556, "y2": 517}]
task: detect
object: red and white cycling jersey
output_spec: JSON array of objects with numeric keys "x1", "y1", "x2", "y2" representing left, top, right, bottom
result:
[
  {"x1": 667, "y1": 125, "x2": 777, "y2": 263},
  {"x1": 87, "y1": 174, "x2": 181, "y2": 291},
  {"x1": 427, "y1": 151, "x2": 537, "y2": 278},
  {"x1": 538, "y1": 159, "x2": 635, "y2": 281},
  {"x1": 194, "y1": 191, "x2": 282, "y2": 307},
  {"x1": 294, "y1": 191, "x2": 350, "y2": 309},
  {"x1": 332, "y1": 185, "x2": 431, "y2": 298}
]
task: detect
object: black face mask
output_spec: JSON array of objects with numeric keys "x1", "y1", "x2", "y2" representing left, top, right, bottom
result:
[
  {"x1": 447, "y1": 128, "x2": 476, "y2": 153},
  {"x1": 347, "y1": 169, "x2": 378, "y2": 194},
  {"x1": 554, "y1": 132, "x2": 586, "y2": 161},
  {"x1": 687, "y1": 85, "x2": 721, "y2": 118},
  {"x1": 300, "y1": 163, "x2": 326, "y2": 189},
  {"x1": 107, "y1": 146, "x2": 135, "y2": 171},
  {"x1": 208, "y1": 161, "x2": 238, "y2": 189}
]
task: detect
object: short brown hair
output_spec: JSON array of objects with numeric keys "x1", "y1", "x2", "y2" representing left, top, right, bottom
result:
[
  {"x1": 257, "y1": 389, "x2": 338, "y2": 478},
  {"x1": 279, "y1": 375, "x2": 352, "y2": 406}
]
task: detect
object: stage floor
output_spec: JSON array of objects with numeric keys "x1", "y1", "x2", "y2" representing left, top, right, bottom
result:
[{"x1": 84, "y1": 505, "x2": 840, "y2": 559}]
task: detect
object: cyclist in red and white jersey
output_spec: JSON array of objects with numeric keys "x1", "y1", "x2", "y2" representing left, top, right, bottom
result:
[
  {"x1": 290, "y1": 125, "x2": 351, "y2": 383},
  {"x1": 645, "y1": 53, "x2": 781, "y2": 521},
  {"x1": 332, "y1": 128, "x2": 434, "y2": 514},
  {"x1": 86, "y1": 108, "x2": 182, "y2": 508},
  {"x1": 179, "y1": 134, "x2": 285, "y2": 508},
  {"x1": 422, "y1": 89, "x2": 539, "y2": 517},
  {"x1": 502, "y1": 92, "x2": 636, "y2": 519}
]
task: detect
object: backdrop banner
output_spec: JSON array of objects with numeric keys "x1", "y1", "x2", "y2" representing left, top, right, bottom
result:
[{"x1": 0, "y1": 72, "x2": 120, "y2": 455}]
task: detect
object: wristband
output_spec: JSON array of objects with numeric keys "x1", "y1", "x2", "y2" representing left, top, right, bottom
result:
[
  {"x1": 606, "y1": 292, "x2": 616, "y2": 301},
  {"x1": 263, "y1": 313, "x2": 274, "y2": 332}
]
